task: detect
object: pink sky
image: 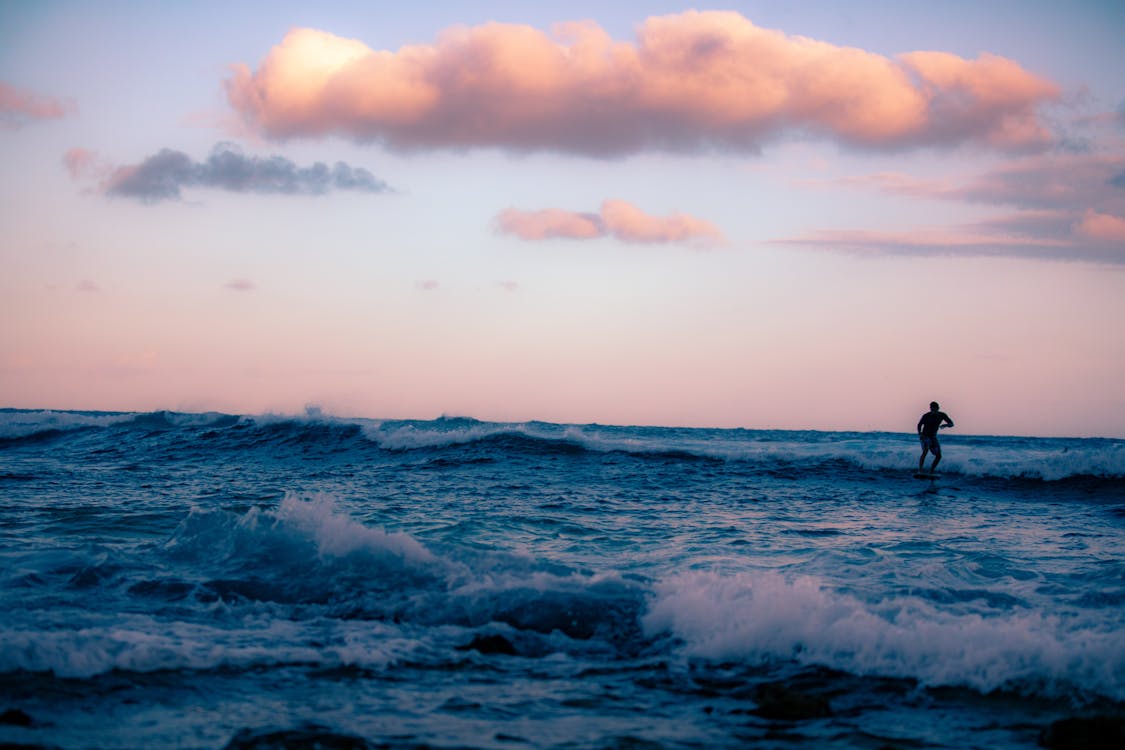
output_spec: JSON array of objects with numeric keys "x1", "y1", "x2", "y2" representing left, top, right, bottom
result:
[{"x1": 1, "y1": 2, "x2": 1123, "y2": 436}]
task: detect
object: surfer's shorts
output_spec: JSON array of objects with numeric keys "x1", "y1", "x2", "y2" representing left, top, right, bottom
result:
[{"x1": 919, "y1": 434, "x2": 941, "y2": 456}]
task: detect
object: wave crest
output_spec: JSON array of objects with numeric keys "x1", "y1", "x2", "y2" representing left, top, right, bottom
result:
[
  {"x1": 642, "y1": 570, "x2": 1125, "y2": 701},
  {"x1": 3, "y1": 409, "x2": 1122, "y2": 480}
]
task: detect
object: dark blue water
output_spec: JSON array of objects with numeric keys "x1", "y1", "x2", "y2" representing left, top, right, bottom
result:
[{"x1": 1, "y1": 409, "x2": 1123, "y2": 748}]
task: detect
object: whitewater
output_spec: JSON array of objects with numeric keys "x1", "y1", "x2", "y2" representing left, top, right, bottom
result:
[{"x1": 1, "y1": 409, "x2": 1123, "y2": 749}]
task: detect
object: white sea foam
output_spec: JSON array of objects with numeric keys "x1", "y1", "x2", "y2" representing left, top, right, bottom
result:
[
  {"x1": 271, "y1": 493, "x2": 435, "y2": 564},
  {"x1": 642, "y1": 570, "x2": 1125, "y2": 699},
  {"x1": 362, "y1": 420, "x2": 543, "y2": 451},
  {"x1": 0, "y1": 410, "x2": 135, "y2": 439},
  {"x1": 169, "y1": 493, "x2": 436, "y2": 568},
  {"x1": 0, "y1": 616, "x2": 410, "y2": 678}
]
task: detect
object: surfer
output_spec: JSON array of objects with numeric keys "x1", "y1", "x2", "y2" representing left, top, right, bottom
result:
[{"x1": 917, "y1": 402, "x2": 954, "y2": 474}]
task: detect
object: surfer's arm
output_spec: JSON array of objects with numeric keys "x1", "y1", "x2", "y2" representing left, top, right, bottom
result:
[{"x1": 942, "y1": 416, "x2": 954, "y2": 429}]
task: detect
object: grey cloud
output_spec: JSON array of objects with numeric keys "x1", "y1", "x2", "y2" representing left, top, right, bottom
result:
[
  {"x1": 834, "y1": 154, "x2": 1125, "y2": 214},
  {"x1": 105, "y1": 143, "x2": 391, "y2": 202},
  {"x1": 772, "y1": 229, "x2": 1123, "y2": 265}
]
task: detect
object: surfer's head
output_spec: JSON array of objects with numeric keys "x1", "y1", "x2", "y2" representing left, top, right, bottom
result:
[{"x1": 930, "y1": 401, "x2": 940, "y2": 411}]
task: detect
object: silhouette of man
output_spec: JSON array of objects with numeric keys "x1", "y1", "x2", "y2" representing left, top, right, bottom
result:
[{"x1": 917, "y1": 401, "x2": 954, "y2": 473}]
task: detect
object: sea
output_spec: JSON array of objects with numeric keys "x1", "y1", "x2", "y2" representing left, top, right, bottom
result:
[{"x1": 1, "y1": 408, "x2": 1123, "y2": 749}]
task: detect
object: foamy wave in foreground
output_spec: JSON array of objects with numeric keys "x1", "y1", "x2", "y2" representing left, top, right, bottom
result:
[
  {"x1": 642, "y1": 570, "x2": 1125, "y2": 700},
  {"x1": 0, "y1": 617, "x2": 412, "y2": 679},
  {"x1": 2, "y1": 495, "x2": 1121, "y2": 703}
]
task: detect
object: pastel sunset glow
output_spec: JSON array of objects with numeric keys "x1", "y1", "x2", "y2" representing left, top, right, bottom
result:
[
  {"x1": 225, "y1": 13, "x2": 1060, "y2": 154},
  {"x1": 2, "y1": 0, "x2": 1123, "y2": 436}
]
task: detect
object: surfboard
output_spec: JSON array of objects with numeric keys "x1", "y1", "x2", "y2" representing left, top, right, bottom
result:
[{"x1": 913, "y1": 472, "x2": 939, "y2": 480}]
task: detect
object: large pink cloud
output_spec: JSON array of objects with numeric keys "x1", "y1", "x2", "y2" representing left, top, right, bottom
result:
[
  {"x1": 496, "y1": 200, "x2": 724, "y2": 245},
  {"x1": 1, "y1": 81, "x2": 73, "y2": 128},
  {"x1": 226, "y1": 12, "x2": 1059, "y2": 155}
]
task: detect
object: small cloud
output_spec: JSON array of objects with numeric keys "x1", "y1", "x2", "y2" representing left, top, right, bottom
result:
[
  {"x1": 75, "y1": 280, "x2": 100, "y2": 292},
  {"x1": 498, "y1": 280, "x2": 519, "y2": 292},
  {"x1": 95, "y1": 142, "x2": 392, "y2": 203},
  {"x1": 495, "y1": 207, "x2": 603, "y2": 240},
  {"x1": 1, "y1": 81, "x2": 74, "y2": 128},
  {"x1": 496, "y1": 200, "x2": 724, "y2": 246},
  {"x1": 63, "y1": 147, "x2": 102, "y2": 179},
  {"x1": 416, "y1": 280, "x2": 439, "y2": 291},
  {"x1": 1074, "y1": 209, "x2": 1125, "y2": 243},
  {"x1": 600, "y1": 199, "x2": 725, "y2": 245},
  {"x1": 224, "y1": 278, "x2": 256, "y2": 291}
]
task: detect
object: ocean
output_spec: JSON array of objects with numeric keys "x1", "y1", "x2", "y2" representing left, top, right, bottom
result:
[{"x1": 1, "y1": 409, "x2": 1123, "y2": 749}]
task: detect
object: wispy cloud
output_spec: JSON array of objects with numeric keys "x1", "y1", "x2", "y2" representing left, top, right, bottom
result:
[
  {"x1": 824, "y1": 154, "x2": 1125, "y2": 212},
  {"x1": 783, "y1": 153, "x2": 1125, "y2": 264},
  {"x1": 0, "y1": 81, "x2": 74, "y2": 128},
  {"x1": 90, "y1": 143, "x2": 391, "y2": 203},
  {"x1": 776, "y1": 214, "x2": 1124, "y2": 264},
  {"x1": 496, "y1": 200, "x2": 724, "y2": 246},
  {"x1": 62, "y1": 147, "x2": 110, "y2": 180},
  {"x1": 224, "y1": 278, "x2": 256, "y2": 292},
  {"x1": 1075, "y1": 209, "x2": 1125, "y2": 243},
  {"x1": 226, "y1": 12, "x2": 1058, "y2": 156}
]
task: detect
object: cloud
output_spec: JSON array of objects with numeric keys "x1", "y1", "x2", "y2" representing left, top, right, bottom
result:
[
  {"x1": 224, "y1": 278, "x2": 256, "y2": 292},
  {"x1": 226, "y1": 12, "x2": 1059, "y2": 156},
  {"x1": 496, "y1": 208, "x2": 603, "y2": 240},
  {"x1": 952, "y1": 154, "x2": 1125, "y2": 212},
  {"x1": 600, "y1": 199, "x2": 725, "y2": 244},
  {"x1": 823, "y1": 154, "x2": 1125, "y2": 212},
  {"x1": 97, "y1": 143, "x2": 391, "y2": 203},
  {"x1": 783, "y1": 152, "x2": 1125, "y2": 263},
  {"x1": 496, "y1": 200, "x2": 724, "y2": 245},
  {"x1": 775, "y1": 226, "x2": 1069, "y2": 257},
  {"x1": 0, "y1": 81, "x2": 73, "y2": 128},
  {"x1": 1075, "y1": 209, "x2": 1125, "y2": 243},
  {"x1": 62, "y1": 147, "x2": 108, "y2": 179},
  {"x1": 776, "y1": 209, "x2": 1124, "y2": 264},
  {"x1": 416, "y1": 280, "x2": 439, "y2": 291}
]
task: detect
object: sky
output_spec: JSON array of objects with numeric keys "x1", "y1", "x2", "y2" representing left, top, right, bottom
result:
[{"x1": 1, "y1": 0, "x2": 1123, "y2": 437}]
